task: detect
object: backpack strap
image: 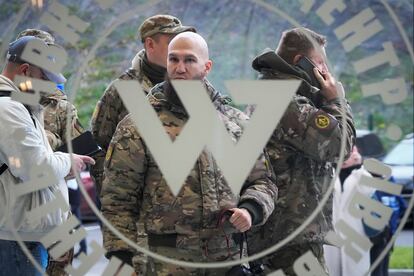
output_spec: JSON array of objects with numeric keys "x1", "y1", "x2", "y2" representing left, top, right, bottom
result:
[
  {"x1": 0, "y1": 90, "x2": 11, "y2": 97},
  {"x1": 0, "y1": 91, "x2": 10, "y2": 175},
  {"x1": 0, "y1": 163, "x2": 8, "y2": 176},
  {"x1": 0, "y1": 90, "x2": 36, "y2": 128},
  {"x1": 0, "y1": 90, "x2": 36, "y2": 175}
]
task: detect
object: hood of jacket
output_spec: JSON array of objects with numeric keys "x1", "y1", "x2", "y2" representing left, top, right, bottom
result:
[
  {"x1": 252, "y1": 49, "x2": 322, "y2": 105},
  {"x1": 148, "y1": 78, "x2": 229, "y2": 114}
]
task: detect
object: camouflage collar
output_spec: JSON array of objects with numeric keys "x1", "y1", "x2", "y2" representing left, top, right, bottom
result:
[
  {"x1": 147, "y1": 82, "x2": 187, "y2": 115},
  {"x1": 148, "y1": 78, "x2": 227, "y2": 116},
  {"x1": 253, "y1": 50, "x2": 320, "y2": 102},
  {"x1": 128, "y1": 49, "x2": 155, "y2": 93},
  {"x1": 253, "y1": 49, "x2": 314, "y2": 85},
  {"x1": 39, "y1": 89, "x2": 67, "y2": 105}
]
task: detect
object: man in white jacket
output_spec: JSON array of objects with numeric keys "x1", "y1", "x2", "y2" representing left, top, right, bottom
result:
[
  {"x1": 0, "y1": 36, "x2": 94, "y2": 275},
  {"x1": 324, "y1": 146, "x2": 373, "y2": 276}
]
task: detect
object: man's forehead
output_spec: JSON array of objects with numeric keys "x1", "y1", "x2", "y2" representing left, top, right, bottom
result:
[{"x1": 168, "y1": 49, "x2": 199, "y2": 58}]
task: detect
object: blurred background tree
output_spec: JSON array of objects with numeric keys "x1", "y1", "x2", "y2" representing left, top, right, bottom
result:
[{"x1": 0, "y1": 0, "x2": 412, "y2": 151}]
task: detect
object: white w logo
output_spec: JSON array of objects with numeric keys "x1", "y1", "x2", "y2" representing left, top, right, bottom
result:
[{"x1": 115, "y1": 80, "x2": 300, "y2": 195}]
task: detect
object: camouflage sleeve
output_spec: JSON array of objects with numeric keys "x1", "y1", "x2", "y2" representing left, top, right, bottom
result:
[
  {"x1": 43, "y1": 102, "x2": 62, "y2": 150},
  {"x1": 60, "y1": 102, "x2": 84, "y2": 142},
  {"x1": 90, "y1": 82, "x2": 126, "y2": 194},
  {"x1": 280, "y1": 96, "x2": 355, "y2": 162},
  {"x1": 45, "y1": 129, "x2": 63, "y2": 151},
  {"x1": 101, "y1": 115, "x2": 147, "y2": 256},
  {"x1": 43, "y1": 100, "x2": 84, "y2": 151},
  {"x1": 221, "y1": 105, "x2": 250, "y2": 131},
  {"x1": 239, "y1": 152, "x2": 277, "y2": 225},
  {"x1": 91, "y1": 81, "x2": 129, "y2": 150}
]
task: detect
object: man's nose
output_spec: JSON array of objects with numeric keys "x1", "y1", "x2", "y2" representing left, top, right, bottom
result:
[{"x1": 176, "y1": 61, "x2": 186, "y2": 73}]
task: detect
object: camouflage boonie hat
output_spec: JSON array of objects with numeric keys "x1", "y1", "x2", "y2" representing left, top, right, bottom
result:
[
  {"x1": 17, "y1": 29, "x2": 55, "y2": 44},
  {"x1": 139, "y1": 14, "x2": 196, "y2": 42}
]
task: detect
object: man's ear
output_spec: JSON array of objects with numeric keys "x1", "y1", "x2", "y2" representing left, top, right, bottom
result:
[
  {"x1": 292, "y1": 54, "x2": 302, "y2": 65},
  {"x1": 204, "y1": 60, "x2": 212, "y2": 75},
  {"x1": 17, "y1": 63, "x2": 30, "y2": 76},
  {"x1": 145, "y1": 37, "x2": 155, "y2": 53}
]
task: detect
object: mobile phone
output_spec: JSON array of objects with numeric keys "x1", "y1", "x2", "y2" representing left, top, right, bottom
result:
[{"x1": 296, "y1": 56, "x2": 323, "y2": 89}]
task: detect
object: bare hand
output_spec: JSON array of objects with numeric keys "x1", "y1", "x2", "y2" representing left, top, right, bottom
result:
[
  {"x1": 229, "y1": 208, "x2": 252, "y2": 232},
  {"x1": 68, "y1": 154, "x2": 95, "y2": 177},
  {"x1": 114, "y1": 267, "x2": 137, "y2": 276},
  {"x1": 313, "y1": 68, "x2": 339, "y2": 102}
]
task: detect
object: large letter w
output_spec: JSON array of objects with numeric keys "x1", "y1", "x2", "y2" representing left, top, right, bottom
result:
[{"x1": 115, "y1": 80, "x2": 299, "y2": 195}]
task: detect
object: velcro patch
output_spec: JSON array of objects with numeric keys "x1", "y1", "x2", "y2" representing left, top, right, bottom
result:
[
  {"x1": 105, "y1": 144, "x2": 114, "y2": 166},
  {"x1": 91, "y1": 104, "x2": 100, "y2": 124}
]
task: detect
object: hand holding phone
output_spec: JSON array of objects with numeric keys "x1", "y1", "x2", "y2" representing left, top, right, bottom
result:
[
  {"x1": 297, "y1": 56, "x2": 340, "y2": 101},
  {"x1": 313, "y1": 68, "x2": 340, "y2": 101}
]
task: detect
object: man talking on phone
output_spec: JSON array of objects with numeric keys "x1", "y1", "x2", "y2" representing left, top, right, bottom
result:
[{"x1": 246, "y1": 27, "x2": 356, "y2": 275}]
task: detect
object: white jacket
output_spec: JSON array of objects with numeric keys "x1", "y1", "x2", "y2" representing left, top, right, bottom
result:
[{"x1": 0, "y1": 75, "x2": 71, "y2": 241}]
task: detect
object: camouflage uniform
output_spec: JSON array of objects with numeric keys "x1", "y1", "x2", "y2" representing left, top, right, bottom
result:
[
  {"x1": 41, "y1": 90, "x2": 84, "y2": 150},
  {"x1": 90, "y1": 49, "x2": 154, "y2": 194},
  {"x1": 90, "y1": 49, "x2": 159, "y2": 274},
  {"x1": 246, "y1": 50, "x2": 355, "y2": 275},
  {"x1": 91, "y1": 16, "x2": 196, "y2": 274},
  {"x1": 101, "y1": 80, "x2": 277, "y2": 276},
  {"x1": 42, "y1": 91, "x2": 84, "y2": 275},
  {"x1": 39, "y1": 91, "x2": 83, "y2": 275},
  {"x1": 91, "y1": 14, "x2": 196, "y2": 195}
]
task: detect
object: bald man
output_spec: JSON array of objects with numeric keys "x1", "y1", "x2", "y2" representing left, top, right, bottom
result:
[{"x1": 100, "y1": 32, "x2": 277, "y2": 275}]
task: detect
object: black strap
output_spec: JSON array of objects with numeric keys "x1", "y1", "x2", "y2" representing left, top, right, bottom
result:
[
  {"x1": 0, "y1": 90, "x2": 11, "y2": 97},
  {"x1": 0, "y1": 91, "x2": 10, "y2": 175},
  {"x1": 244, "y1": 232, "x2": 265, "y2": 275},
  {"x1": 0, "y1": 163, "x2": 8, "y2": 176},
  {"x1": 0, "y1": 90, "x2": 35, "y2": 176},
  {"x1": 24, "y1": 104, "x2": 36, "y2": 128}
]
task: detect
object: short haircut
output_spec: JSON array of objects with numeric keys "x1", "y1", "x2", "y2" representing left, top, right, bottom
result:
[
  {"x1": 142, "y1": 33, "x2": 163, "y2": 50},
  {"x1": 276, "y1": 27, "x2": 327, "y2": 64}
]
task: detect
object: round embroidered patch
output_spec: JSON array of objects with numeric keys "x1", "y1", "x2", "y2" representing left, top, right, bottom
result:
[{"x1": 315, "y1": 114, "x2": 330, "y2": 129}]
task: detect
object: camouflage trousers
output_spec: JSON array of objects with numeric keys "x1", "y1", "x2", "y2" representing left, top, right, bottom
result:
[
  {"x1": 146, "y1": 245, "x2": 240, "y2": 276},
  {"x1": 46, "y1": 213, "x2": 75, "y2": 275},
  {"x1": 46, "y1": 248, "x2": 74, "y2": 276},
  {"x1": 262, "y1": 243, "x2": 328, "y2": 276}
]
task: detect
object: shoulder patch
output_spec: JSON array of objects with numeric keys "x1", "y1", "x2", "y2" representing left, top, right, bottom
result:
[
  {"x1": 91, "y1": 104, "x2": 100, "y2": 124},
  {"x1": 311, "y1": 110, "x2": 338, "y2": 134},
  {"x1": 105, "y1": 144, "x2": 114, "y2": 166},
  {"x1": 315, "y1": 114, "x2": 330, "y2": 129}
]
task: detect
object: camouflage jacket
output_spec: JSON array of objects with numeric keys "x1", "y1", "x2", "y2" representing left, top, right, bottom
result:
[
  {"x1": 41, "y1": 90, "x2": 84, "y2": 150},
  {"x1": 90, "y1": 49, "x2": 155, "y2": 194},
  {"x1": 101, "y1": 80, "x2": 277, "y2": 260},
  {"x1": 247, "y1": 50, "x2": 355, "y2": 253}
]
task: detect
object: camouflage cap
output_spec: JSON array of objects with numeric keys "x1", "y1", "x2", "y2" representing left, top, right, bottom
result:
[
  {"x1": 139, "y1": 14, "x2": 196, "y2": 42},
  {"x1": 17, "y1": 29, "x2": 55, "y2": 44}
]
